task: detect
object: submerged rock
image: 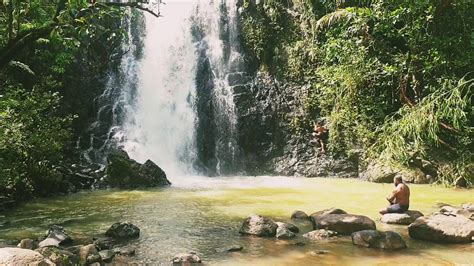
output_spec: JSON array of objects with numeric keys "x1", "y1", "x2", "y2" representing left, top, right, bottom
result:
[
  {"x1": 380, "y1": 210, "x2": 424, "y2": 225},
  {"x1": 311, "y1": 213, "x2": 376, "y2": 235},
  {"x1": 351, "y1": 230, "x2": 407, "y2": 250},
  {"x1": 215, "y1": 245, "x2": 243, "y2": 253},
  {"x1": 303, "y1": 229, "x2": 338, "y2": 240},
  {"x1": 291, "y1": 210, "x2": 309, "y2": 221},
  {"x1": 408, "y1": 213, "x2": 474, "y2": 243},
  {"x1": 239, "y1": 215, "x2": 278, "y2": 237},
  {"x1": 93, "y1": 237, "x2": 116, "y2": 251},
  {"x1": 105, "y1": 222, "x2": 140, "y2": 239},
  {"x1": 106, "y1": 149, "x2": 171, "y2": 189},
  {"x1": 172, "y1": 251, "x2": 202, "y2": 264},
  {"x1": 0, "y1": 247, "x2": 52, "y2": 265}
]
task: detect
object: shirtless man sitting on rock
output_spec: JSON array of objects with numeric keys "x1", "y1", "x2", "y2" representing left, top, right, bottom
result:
[{"x1": 379, "y1": 175, "x2": 410, "y2": 215}]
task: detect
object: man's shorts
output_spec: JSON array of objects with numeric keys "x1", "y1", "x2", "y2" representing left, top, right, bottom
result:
[{"x1": 387, "y1": 203, "x2": 409, "y2": 213}]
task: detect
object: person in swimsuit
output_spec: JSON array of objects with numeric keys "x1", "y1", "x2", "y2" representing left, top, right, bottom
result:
[
  {"x1": 312, "y1": 121, "x2": 329, "y2": 154},
  {"x1": 379, "y1": 175, "x2": 410, "y2": 214}
]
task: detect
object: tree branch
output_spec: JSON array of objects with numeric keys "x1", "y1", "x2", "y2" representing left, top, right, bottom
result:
[{"x1": 102, "y1": 2, "x2": 161, "y2": 17}]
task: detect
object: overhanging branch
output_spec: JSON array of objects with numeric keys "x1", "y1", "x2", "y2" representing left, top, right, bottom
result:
[{"x1": 101, "y1": 2, "x2": 161, "y2": 17}]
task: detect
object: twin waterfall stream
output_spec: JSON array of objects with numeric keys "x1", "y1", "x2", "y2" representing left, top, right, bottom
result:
[{"x1": 84, "y1": 0, "x2": 243, "y2": 177}]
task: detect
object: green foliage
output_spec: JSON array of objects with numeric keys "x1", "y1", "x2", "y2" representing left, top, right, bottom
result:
[
  {"x1": 0, "y1": 88, "x2": 73, "y2": 199},
  {"x1": 240, "y1": 0, "x2": 474, "y2": 185},
  {"x1": 0, "y1": 0, "x2": 133, "y2": 199}
]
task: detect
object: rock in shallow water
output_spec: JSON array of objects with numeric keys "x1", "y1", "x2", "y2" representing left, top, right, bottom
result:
[
  {"x1": 275, "y1": 223, "x2": 297, "y2": 239},
  {"x1": 39, "y1": 225, "x2": 72, "y2": 248},
  {"x1": 303, "y1": 229, "x2": 338, "y2": 240},
  {"x1": 380, "y1": 210, "x2": 424, "y2": 225},
  {"x1": 79, "y1": 244, "x2": 98, "y2": 265},
  {"x1": 408, "y1": 213, "x2": 474, "y2": 243},
  {"x1": 351, "y1": 230, "x2": 407, "y2": 250},
  {"x1": 291, "y1": 210, "x2": 309, "y2": 221},
  {"x1": 105, "y1": 149, "x2": 171, "y2": 189},
  {"x1": 239, "y1": 215, "x2": 278, "y2": 237},
  {"x1": 105, "y1": 222, "x2": 140, "y2": 239},
  {"x1": 172, "y1": 251, "x2": 202, "y2": 264},
  {"x1": 311, "y1": 213, "x2": 376, "y2": 235}
]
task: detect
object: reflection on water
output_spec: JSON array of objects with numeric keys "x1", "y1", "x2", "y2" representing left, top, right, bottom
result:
[{"x1": 1, "y1": 176, "x2": 473, "y2": 265}]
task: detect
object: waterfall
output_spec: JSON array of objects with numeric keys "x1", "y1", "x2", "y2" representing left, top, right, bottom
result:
[{"x1": 84, "y1": 0, "x2": 246, "y2": 177}]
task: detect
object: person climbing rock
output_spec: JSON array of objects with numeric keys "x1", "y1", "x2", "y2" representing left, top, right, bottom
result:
[
  {"x1": 379, "y1": 175, "x2": 410, "y2": 214},
  {"x1": 311, "y1": 121, "x2": 329, "y2": 154}
]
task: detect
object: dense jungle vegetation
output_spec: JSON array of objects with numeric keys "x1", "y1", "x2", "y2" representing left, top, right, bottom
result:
[
  {"x1": 0, "y1": 1, "x2": 147, "y2": 201},
  {"x1": 239, "y1": 0, "x2": 473, "y2": 185}
]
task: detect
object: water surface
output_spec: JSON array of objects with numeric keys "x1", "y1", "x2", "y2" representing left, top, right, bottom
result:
[{"x1": 1, "y1": 176, "x2": 473, "y2": 265}]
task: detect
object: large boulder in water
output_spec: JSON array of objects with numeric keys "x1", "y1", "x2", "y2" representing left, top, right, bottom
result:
[
  {"x1": 408, "y1": 213, "x2": 474, "y2": 243},
  {"x1": 351, "y1": 230, "x2": 407, "y2": 250},
  {"x1": 106, "y1": 149, "x2": 171, "y2": 189},
  {"x1": 311, "y1": 213, "x2": 376, "y2": 235},
  {"x1": 239, "y1": 215, "x2": 278, "y2": 237},
  {"x1": 380, "y1": 210, "x2": 424, "y2": 225},
  {"x1": 360, "y1": 162, "x2": 431, "y2": 184},
  {"x1": 0, "y1": 247, "x2": 52, "y2": 265}
]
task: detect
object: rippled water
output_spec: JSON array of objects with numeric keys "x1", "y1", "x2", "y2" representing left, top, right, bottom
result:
[{"x1": 1, "y1": 176, "x2": 473, "y2": 265}]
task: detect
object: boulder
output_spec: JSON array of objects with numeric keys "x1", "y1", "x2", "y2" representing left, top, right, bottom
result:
[
  {"x1": 172, "y1": 251, "x2": 202, "y2": 264},
  {"x1": 105, "y1": 222, "x2": 140, "y2": 239},
  {"x1": 360, "y1": 162, "x2": 431, "y2": 184},
  {"x1": 303, "y1": 229, "x2": 338, "y2": 240},
  {"x1": 38, "y1": 238, "x2": 60, "y2": 248},
  {"x1": 291, "y1": 210, "x2": 309, "y2": 221},
  {"x1": 36, "y1": 246, "x2": 79, "y2": 265},
  {"x1": 79, "y1": 244, "x2": 98, "y2": 265},
  {"x1": 39, "y1": 225, "x2": 72, "y2": 248},
  {"x1": 93, "y1": 237, "x2": 116, "y2": 250},
  {"x1": 380, "y1": 210, "x2": 424, "y2": 225},
  {"x1": 310, "y1": 208, "x2": 347, "y2": 217},
  {"x1": 239, "y1": 215, "x2": 278, "y2": 237},
  {"x1": 408, "y1": 213, "x2": 474, "y2": 243},
  {"x1": 311, "y1": 213, "x2": 376, "y2": 235},
  {"x1": 0, "y1": 247, "x2": 52, "y2": 265},
  {"x1": 359, "y1": 162, "x2": 397, "y2": 183},
  {"x1": 17, "y1": 238, "x2": 36, "y2": 250},
  {"x1": 106, "y1": 149, "x2": 171, "y2": 189},
  {"x1": 275, "y1": 222, "x2": 299, "y2": 233},
  {"x1": 98, "y1": 249, "x2": 115, "y2": 262},
  {"x1": 351, "y1": 230, "x2": 407, "y2": 250},
  {"x1": 275, "y1": 223, "x2": 297, "y2": 239}
]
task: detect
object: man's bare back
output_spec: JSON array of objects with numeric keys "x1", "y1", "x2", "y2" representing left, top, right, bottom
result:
[
  {"x1": 389, "y1": 183, "x2": 410, "y2": 206},
  {"x1": 379, "y1": 176, "x2": 410, "y2": 214}
]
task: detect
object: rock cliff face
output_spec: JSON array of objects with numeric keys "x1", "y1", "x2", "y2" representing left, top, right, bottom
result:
[{"x1": 190, "y1": 2, "x2": 357, "y2": 177}]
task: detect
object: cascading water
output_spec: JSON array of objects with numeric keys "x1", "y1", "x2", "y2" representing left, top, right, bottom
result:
[{"x1": 85, "y1": 0, "x2": 246, "y2": 177}]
